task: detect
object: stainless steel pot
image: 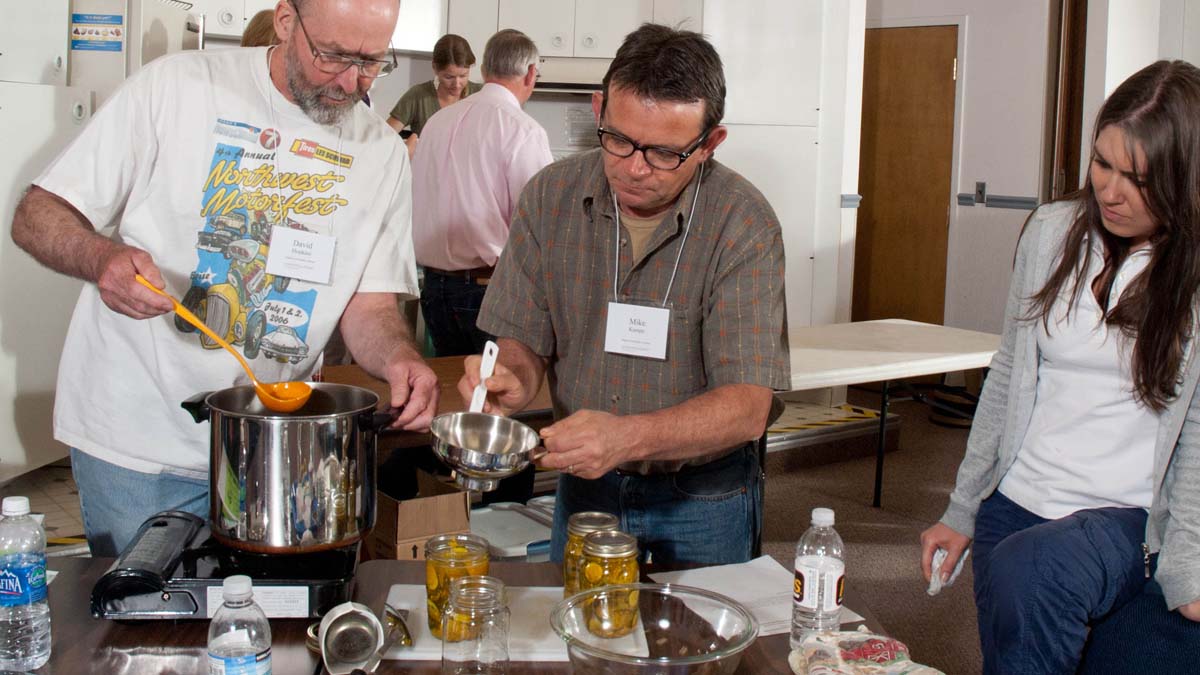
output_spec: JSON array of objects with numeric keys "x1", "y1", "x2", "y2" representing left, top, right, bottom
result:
[{"x1": 183, "y1": 383, "x2": 393, "y2": 554}]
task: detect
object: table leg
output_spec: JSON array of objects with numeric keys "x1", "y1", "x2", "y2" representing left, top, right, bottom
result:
[{"x1": 872, "y1": 380, "x2": 890, "y2": 508}]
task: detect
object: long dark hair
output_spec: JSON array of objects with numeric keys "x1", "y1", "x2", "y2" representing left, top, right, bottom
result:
[{"x1": 1028, "y1": 60, "x2": 1200, "y2": 411}]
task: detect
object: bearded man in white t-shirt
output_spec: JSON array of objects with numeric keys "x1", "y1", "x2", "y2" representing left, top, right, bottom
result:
[{"x1": 10, "y1": 0, "x2": 438, "y2": 557}]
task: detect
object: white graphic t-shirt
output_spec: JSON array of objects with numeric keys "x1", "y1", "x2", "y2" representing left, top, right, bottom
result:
[{"x1": 36, "y1": 48, "x2": 417, "y2": 477}]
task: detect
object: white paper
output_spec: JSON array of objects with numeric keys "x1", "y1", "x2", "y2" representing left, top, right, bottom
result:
[
  {"x1": 205, "y1": 585, "x2": 310, "y2": 618},
  {"x1": 604, "y1": 302, "x2": 670, "y2": 359},
  {"x1": 648, "y1": 556, "x2": 864, "y2": 636}
]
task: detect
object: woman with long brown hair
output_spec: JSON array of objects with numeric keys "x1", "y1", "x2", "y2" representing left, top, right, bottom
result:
[{"x1": 920, "y1": 59, "x2": 1200, "y2": 673}]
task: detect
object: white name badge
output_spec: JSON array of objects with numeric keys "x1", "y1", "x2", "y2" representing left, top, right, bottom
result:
[
  {"x1": 604, "y1": 302, "x2": 670, "y2": 360},
  {"x1": 265, "y1": 226, "x2": 336, "y2": 285}
]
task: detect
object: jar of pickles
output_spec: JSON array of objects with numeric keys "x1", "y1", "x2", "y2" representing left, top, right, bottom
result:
[
  {"x1": 562, "y1": 511, "x2": 620, "y2": 598},
  {"x1": 579, "y1": 530, "x2": 640, "y2": 638},
  {"x1": 424, "y1": 533, "x2": 490, "y2": 639}
]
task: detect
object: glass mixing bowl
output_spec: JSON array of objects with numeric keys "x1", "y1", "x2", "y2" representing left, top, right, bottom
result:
[{"x1": 549, "y1": 583, "x2": 759, "y2": 675}]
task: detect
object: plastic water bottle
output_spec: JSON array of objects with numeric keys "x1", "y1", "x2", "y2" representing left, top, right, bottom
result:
[
  {"x1": 790, "y1": 507, "x2": 846, "y2": 647},
  {"x1": 208, "y1": 575, "x2": 272, "y2": 675},
  {"x1": 0, "y1": 495, "x2": 51, "y2": 670}
]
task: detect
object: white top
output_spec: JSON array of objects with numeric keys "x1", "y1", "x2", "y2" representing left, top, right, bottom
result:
[
  {"x1": 999, "y1": 240, "x2": 1158, "y2": 518},
  {"x1": 36, "y1": 47, "x2": 418, "y2": 477},
  {"x1": 411, "y1": 83, "x2": 553, "y2": 271},
  {"x1": 2, "y1": 497, "x2": 30, "y2": 517}
]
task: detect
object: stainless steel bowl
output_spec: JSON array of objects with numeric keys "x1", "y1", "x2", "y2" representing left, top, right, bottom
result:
[{"x1": 430, "y1": 412, "x2": 542, "y2": 491}]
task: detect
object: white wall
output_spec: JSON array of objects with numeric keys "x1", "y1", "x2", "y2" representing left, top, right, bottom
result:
[{"x1": 865, "y1": 0, "x2": 1053, "y2": 334}]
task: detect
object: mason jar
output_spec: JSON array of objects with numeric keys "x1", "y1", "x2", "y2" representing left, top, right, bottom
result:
[
  {"x1": 425, "y1": 533, "x2": 490, "y2": 638},
  {"x1": 579, "y1": 530, "x2": 640, "y2": 639},
  {"x1": 441, "y1": 575, "x2": 509, "y2": 674},
  {"x1": 562, "y1": 511, "x2": 620, "y2": 598}
]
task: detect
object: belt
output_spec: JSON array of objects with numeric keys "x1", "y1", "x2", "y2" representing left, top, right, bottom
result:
[{"x1": 424, "y1": 265, "x2": 495, "y2": 285}]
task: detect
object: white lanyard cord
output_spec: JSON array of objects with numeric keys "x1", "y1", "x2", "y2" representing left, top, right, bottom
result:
[{"x1": 611, "y1": 162, "x2": 704, "y2": 306}]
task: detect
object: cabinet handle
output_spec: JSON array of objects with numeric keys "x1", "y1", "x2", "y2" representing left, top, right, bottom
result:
[
  {"x1": 552, "y1": 34, "x2": 564, "y2": 48},
  {"x1": 581, "y1": 34, "x2": 596, "y2": 49}
]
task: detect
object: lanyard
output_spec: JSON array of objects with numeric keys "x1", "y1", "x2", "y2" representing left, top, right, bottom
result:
[{"x1": 611, "y1": 162, "x2": 704, "y2": 306}]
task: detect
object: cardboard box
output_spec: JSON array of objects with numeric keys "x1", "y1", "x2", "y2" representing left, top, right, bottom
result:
[{"x1": 368, "y1": 470, "x2": 471, "y2": 561}]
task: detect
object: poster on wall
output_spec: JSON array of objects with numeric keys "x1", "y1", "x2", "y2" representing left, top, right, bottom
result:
[{"x1": 70, "y1": 13, "x2": 125, "y2": 52}]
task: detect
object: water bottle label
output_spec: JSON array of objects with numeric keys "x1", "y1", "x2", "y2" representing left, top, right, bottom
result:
[
  {"x1": 207, "y1": 648, "x2": 271, "y2": 675},
  {"x1": 793, "y1": 557, "x2": 845, "y2": 612},
  {"x1": 0, "y1": 556, "x2": 47, "y2": 607}
]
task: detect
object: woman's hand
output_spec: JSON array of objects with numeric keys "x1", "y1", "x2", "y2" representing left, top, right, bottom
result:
[{"x1": 920, "y1": 522, "x2": 972, "y2": 583}]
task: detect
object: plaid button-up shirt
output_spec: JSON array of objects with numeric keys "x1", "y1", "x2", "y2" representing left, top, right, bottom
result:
[{"x1": 478, "y1": 149, "x2": 790, "y2": 473}]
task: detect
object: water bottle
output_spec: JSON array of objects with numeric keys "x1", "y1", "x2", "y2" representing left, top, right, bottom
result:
[
  {"x1": 790, "y1": 507, "x2": 846, "y2": 647},
  {"x1": 0, "y1": 495, "x2": 51, "y2": 671},
  {"x1": 208, "y1": 575, "x2": 272, "y2": 675}
]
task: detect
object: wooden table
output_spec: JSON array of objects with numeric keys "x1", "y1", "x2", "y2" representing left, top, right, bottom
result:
[
  {"x1": 46, "y1": 557, "x2": 883, "y2": 674},
  {"x1": 789, "y1": 319, "x2": 999, "y2": 506}
]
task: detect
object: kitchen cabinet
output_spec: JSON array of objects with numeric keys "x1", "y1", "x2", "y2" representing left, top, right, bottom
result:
[
  {"x1": 652, "y1": 0, "x2": 703, "y2": 32},
  {"x1": 0, "y1": 0, "x2": 69, "y2": 86},
  {"x1": 448, "y1": 0, "x2": 500, "y2": 63},
  {"x1": 497, "y1": 0, "x2": 652, "y2": 58}
]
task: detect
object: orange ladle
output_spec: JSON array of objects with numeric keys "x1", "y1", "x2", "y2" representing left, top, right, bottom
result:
[{"x1": 135, "y1": 274, "x2": 312, "y2": 413}]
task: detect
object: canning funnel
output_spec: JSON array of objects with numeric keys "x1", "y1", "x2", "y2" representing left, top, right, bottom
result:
[{"x1": 135, "y1": 274, "x2": 311, "y2": 412}]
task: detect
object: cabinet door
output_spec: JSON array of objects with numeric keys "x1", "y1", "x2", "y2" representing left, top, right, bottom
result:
[
  {"x1": 705, "y1": 0, "x2": 822, "y2": 126},
  {"x1": 0, "y1": 0, "x2": 69, "y2": 86},
  {"x1": 243, "y1": 0, "x2": 278, "y2": 22},
  {"x1": 575, "y1": 0, "x2": 652, "y2": 58},
  {"x1": 652, "y1": 0, "x2": 702, "y2": 32},
  {"x1": 448, "y1": 0, "x2": 500, "y2": 65},
  {"x1": 499, "y1": 0, "x2": 575, "y2": 57}
]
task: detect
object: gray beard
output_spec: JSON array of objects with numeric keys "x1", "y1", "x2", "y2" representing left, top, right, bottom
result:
[{"x1": 285, "y1": 48, "x2": 359, "y2": 126}]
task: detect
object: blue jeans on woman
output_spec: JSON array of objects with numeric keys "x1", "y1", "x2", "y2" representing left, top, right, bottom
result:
[
  {"x1": 972, "y1": 491, "x2": 1149, "y2": 674},
  {"x1": 70, "y1": 448, "x2": 208, "y2": 558},
  {"x1": 549, "y1": 443, "x2": 762, "y2": 565}
]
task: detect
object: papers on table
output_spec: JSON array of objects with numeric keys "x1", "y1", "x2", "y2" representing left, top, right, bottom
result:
[{"x1": 648, "y1": 556, "x2": 865, "y2": 637}]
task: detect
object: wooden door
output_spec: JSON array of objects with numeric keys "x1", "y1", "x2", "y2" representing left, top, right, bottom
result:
[{"x1": 853, "y1": 26, "x2": 957, "y2": 324}]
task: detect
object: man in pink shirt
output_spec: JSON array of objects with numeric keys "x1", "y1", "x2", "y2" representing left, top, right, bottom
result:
[{"x1": 412, "y1": 29, "x2": 553, "y2": 358}]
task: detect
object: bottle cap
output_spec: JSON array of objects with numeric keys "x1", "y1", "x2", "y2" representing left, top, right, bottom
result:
[
  {"x1": 811, "y1": 507, "x2": 835, "y2": 527},
  {"x1": 2, "y1": 496, "x2": 30, "y2": 517},
  {"x1": 222, "y1": 574, "x2": 253, "y2": 601}
]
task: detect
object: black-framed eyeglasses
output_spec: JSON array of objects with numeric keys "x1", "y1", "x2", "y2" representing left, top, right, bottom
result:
[
  {"x1": 291, "y1": 3, "x2": 397, "y2": 78},
  {"x1": 596, "y1": 126, "x2": 710, "y2": 171}
]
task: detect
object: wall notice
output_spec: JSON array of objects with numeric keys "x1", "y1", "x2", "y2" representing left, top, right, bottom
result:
[{"x1": 70, "y1": 13, "x2": 124, "y2": 52}]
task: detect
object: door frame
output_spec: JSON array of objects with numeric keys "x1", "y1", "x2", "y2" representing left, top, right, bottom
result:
[{"x1": 863, "y1": 15, "x2": 966, "y2": 324}]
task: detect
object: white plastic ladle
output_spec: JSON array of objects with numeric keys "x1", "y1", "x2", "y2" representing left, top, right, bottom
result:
[{"x1": 468, "y1": 340, "x2": 499, "y2": 413}]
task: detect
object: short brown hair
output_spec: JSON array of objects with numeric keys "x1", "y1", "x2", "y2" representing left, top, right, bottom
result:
[
  {"x1": 432, "y1": 34, "x2": 476, "y2": 71},
  {"x1": 241, "y1": 9, "x2": 278, "y2": 48}
]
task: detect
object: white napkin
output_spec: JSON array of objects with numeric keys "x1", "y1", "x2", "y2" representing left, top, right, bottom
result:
[
  {"x1": 384, "y1": 584, "x2": 570, "y2": 661},
  {"x1": 648, "y1": 556, "x2": 864, "y2": 636}
]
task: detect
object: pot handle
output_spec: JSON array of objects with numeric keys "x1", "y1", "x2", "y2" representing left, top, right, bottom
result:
[
  {"x1": 180, "y1": 392, "x2": 212, "y2": 423},
  {"x1": 363, "y1": 408, "x2": 400, "y2": 431}
]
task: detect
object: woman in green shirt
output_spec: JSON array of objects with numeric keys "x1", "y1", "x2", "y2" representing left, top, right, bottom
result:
[{"x1": 387, "y1": 34, "x2": 483, "y2": 156}]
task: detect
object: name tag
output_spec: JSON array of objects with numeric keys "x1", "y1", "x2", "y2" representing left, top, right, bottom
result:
[
  {"x1": 604, "y1": 302, "x2": 670, "y2": 360},
  {"x1": 265, "y1": 226, "x2": 335, "y2": 285}
]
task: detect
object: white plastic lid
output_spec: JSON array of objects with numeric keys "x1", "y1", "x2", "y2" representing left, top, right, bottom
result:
[
  {"x1": 222, "y1": 574, "x2": 253, "y2": 601},
  {"x1": 811, "y1": 507, "x2": 835, "y2": 527},
  {"x1": 2, "y1": 497, "x2": 30, "y2": 517}
]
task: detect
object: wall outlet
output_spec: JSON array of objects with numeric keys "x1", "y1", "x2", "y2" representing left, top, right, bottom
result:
[{"x1": 975, "y1": 181, "x2": 987, "y2": 204}]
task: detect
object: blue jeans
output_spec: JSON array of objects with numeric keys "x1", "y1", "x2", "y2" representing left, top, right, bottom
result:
[
  {"x1": 420, "y1": 270, "x2": 493, "y2": 357},
  {"x1": 1079, "y1": 556, "x2": 1200, "y2": 674},
  {"x1": 550, "y1": 444, "x2": 762, "y2": 565},
  {"x1": 70, "y1": 449, "x2": 208, "y2": 558},
  {"x1": 972, "y1": 491, "x2": 1149, "y2": 675}
]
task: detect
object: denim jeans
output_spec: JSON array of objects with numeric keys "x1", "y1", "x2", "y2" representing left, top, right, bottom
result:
[
  {"x1": 70, "y1": 448, "x2": 208, "y2": 558},
  {"x1": 972, "y1": 490, "x2": 1149, "y2": 675},
  {"x1": 420, "y1": 270, "x2": 493, "y2": 357},
  {"x1": 549, "y1": 444, "x2": 762, "y2": 565},
  {"x1": 1079, "y1": 556, "x2": 1200, "y2": 674}
]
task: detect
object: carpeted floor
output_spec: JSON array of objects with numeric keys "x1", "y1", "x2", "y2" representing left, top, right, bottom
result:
[{"x1": 760, "y1": 388, "x2": 981, "y2": 675}]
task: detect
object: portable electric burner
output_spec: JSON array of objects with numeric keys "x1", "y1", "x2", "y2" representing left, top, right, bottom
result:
[{"x1": 91, "y1": 511, "x2": 356, "y2": 620}]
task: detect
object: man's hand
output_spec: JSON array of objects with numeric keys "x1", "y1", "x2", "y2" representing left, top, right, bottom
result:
[
  {"x1": 920, "y1": 522, "x2": 972, "y2": 583},
  {"x1": 457, "y1": 357, "x2": 529, "y2": 417},
  {"x1": 1180, "y1": 598, "x2": 1200, "y2": 622},
  {"x1": 97, "y1": 246, "x2": 174, "y2": 319},
  {"x1": 537, "y1": 410, "x2": 640, "y2": 479},
  {"x1": 382, "y1": 355, "x2": 439, "y2": 431}
]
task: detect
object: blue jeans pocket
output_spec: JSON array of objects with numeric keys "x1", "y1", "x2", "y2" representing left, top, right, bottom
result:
[{"x1": 669, "y1": 449, "x2": 753, "y2": 501}]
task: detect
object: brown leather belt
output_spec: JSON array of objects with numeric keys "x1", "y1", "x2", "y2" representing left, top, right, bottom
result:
[{"x1": 423, "y1": 265, "x2": 495, "y2": 285}]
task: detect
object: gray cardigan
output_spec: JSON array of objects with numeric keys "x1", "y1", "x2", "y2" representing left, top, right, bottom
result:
[{"x1": 940, "y1": 200, "x2": 1200, "y2": 610}]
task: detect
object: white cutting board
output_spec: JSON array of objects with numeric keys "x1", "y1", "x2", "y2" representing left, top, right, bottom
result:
[{"x1": 384, "y1": 584, "x2": 570, "y2": 661}]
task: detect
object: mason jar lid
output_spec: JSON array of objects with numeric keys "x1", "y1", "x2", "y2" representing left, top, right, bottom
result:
[
  {"x1": 567, "y1": 511, "x2": 620, "y2": 538},
  {"x1": 582, "y1": 530, "x2": 638, "y2": 558}
]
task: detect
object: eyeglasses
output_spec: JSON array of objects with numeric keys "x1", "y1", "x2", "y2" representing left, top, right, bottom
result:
[
  {"x1": 596, "y1": 126, "x2": 710, "y2": 171},
  {"x1": 291, "y1": 3, "x2": 397, "y2": 78}
]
